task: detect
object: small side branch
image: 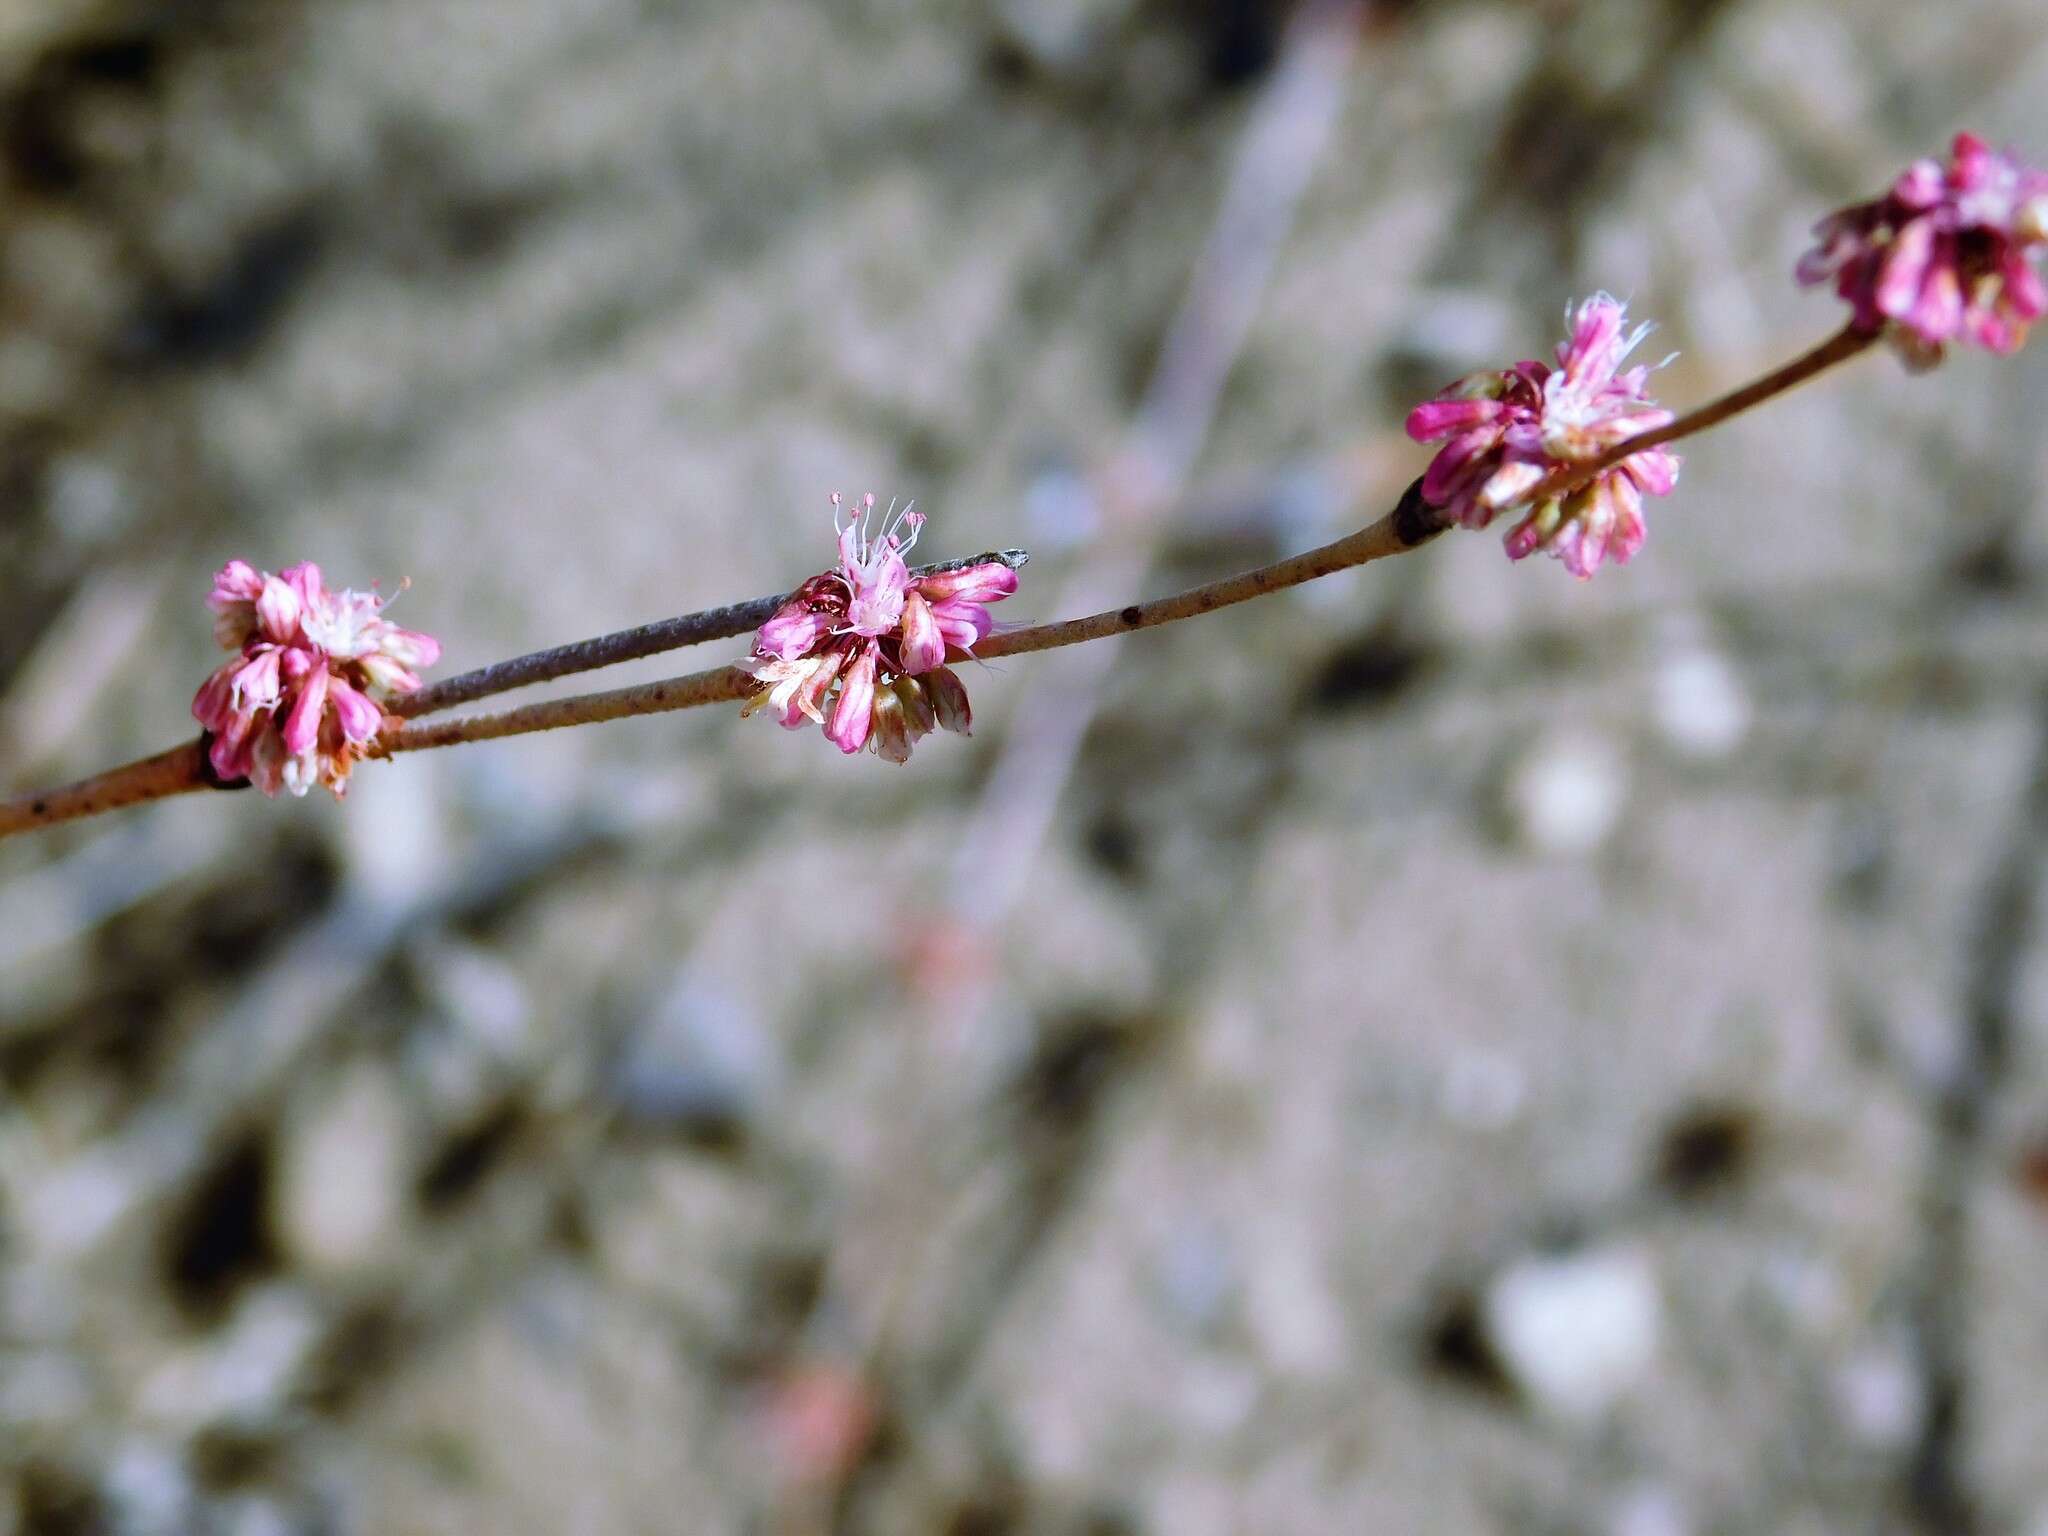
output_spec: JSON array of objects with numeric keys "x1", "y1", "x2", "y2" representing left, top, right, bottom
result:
[
  {"x1": 374, "y1": 484, "x2": 1444, "y2": 755},
  {"x1": 393, "y1": 548, "x2": 1030, "y2": 719}
]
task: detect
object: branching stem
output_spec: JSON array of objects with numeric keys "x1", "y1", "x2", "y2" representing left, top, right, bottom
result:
[{"x1": 0, "y1": 326, "x2": 1887, "y2": 841}]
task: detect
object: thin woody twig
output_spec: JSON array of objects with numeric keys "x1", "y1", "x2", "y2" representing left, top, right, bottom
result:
[
  {"x1": 393, "y1": 547, "x2": 1031, "y2": 718},
  {"x1": 0, "y1": 743, "x2": 212, "y2": 836},
  {"x1": 1526, "y1": 324, "x2": 1877, "y2": 509},
  {"x1": 378, "y1": 485, "x2": 1443, "y2": 755},
  {"x1": 0, "y1": 322, "x2": 1896, "y2": 843}
]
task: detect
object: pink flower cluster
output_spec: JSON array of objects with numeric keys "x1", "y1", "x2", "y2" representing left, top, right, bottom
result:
[
  {"x1": 1798, "y1": 132, "x2": 2048, "y2": 363},
  {"x1": 1405, "y1": 294, "x2": 1680, "y2": 579},
  {"x1": 191, "y1": 560, "x2": 440, "y2": 797},
  {"x1": 742, "y1": 495, "x2": 1016, "y2": 763}
]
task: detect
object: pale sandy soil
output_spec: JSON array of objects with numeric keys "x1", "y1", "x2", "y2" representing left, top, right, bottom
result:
[{"x1": 2, "y1": 3, "x2": 2047, "y2": 1532}]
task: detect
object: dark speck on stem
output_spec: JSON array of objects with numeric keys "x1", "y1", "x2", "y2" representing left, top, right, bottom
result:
[{"x1": 1120, "y1": 606, "x2": 1143, "y2": 627}]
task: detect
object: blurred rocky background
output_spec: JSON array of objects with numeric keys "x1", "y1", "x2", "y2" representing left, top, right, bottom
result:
[{"x1": 3, "y1": 0, "x2": 2048, "y2": 1532}]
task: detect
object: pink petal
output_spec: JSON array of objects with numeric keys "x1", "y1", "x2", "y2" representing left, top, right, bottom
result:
[
  {"x1": 1404, "y1": 397, "x2": 1502, "y2": 443},
  {"x1": 327, "y1": 676, "x2": 383, "y2": 743},
  {"x1": 1501, "y1": 497, "x2": 1563, "y2": 562},
  {"x1": 1607, "y1": 476, "x2": 1647, "y2": 565},
  {"x1": 1968, "y1": 306, "x2": 2021, "y2": 354},
  {"x1": 207, "y1": 560, "x2": 265, "y2": 611},
  {"x1": 1622, "y1": 446, "x2": 1680, "y2": 497},
  {"x1": 1909, "y1": 260, "x2": 1964, "y2": 341},
  {"x1": 380, "y1": 626, "x2": 440, "y2": 669},
  {"x1": 1892, "y1": 157, "x2": 1946, "y2": 209},
  {"x1": 757, "y1": 599, "x2": 835, "y2": 663},
  {"x1": 826, "y1": 647, "x2": 876, "y2": 755},
  {"x1": 2003, "y1": 249, "x2": 2047, "y2": 319},
  {"x1": 914, "y1": 562, "x2": 1018, "y2": 606},
  {"x1": 1557, "y1": 297, "x2": 1625, "y2": 390},
  {"x1": 1873, "y1": 218, "x2": 1937, "y2": 323},
  {"x1": 282, "y1": 665, "x2": 330, "y2": 757},
  {"x1": 356, "y1": 654, "x2": 422, "y2": 695},
  {"x1": 209, "y1": 711, "x2": 258, "y2": 781},
  {"x1": 1420, "y1": 425, "x2": 1503, "y2": 506},
  {"x1": 256, "y1": 576, "x2": 301, "y2": 644},
  {"x1": 1948, "y1": 132, "x2": 1992, "y2": 187},
  {"x1": 898, "y1": 589, "x2": 944, "y2": 675},
  {"x1": 284, "y1": 560, "x2": 326, "y2": 604},
  {"x1": 930, "y1": 599, "x2": 994, "y2": 652},
  {"x1": 231, "y1": 647, "x2": 283, "y2": 711},
  {"x1": 192, "y1": 662, "x2": 237, "y2": 730},
  {"x1": 1473, "y1": 458, "x2": 1547, "y2": 517}
]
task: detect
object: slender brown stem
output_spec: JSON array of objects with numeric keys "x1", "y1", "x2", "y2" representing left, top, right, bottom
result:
[
  {"x1": 980, "y1": 482, "x2": 1443, "y2": 658},
  {"x1": 0, "y1": 742, "x2": 212, "y2": 837},
  {"x1": 393, "y1": 547, "x2": 1030, "y2": 719},
  {"x1": 384, "y1": 665, "x2": 755, "y2": 752},
  {"x1": 371, "y1": 483, "x2": 1447, "y2": 755},
  {"x1": 1525, "y1": 324, "x2": 1877, "y2": 508},
  {"x1": 0, "y1": 323, "x2": 1897, "y2": 841}
]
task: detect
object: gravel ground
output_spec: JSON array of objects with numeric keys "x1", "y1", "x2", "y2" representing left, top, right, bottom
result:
[{"x1": 2, "y1": 2, "x2": 2047, "y2": 1532}]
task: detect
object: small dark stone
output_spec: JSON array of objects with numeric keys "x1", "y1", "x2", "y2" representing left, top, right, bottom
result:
[
  {"x1": 606, "y1": 984, "x2": 770, "y2": 1150},
  {"x1": 1019, "y1": 1013, "x2": 1131, "y2": 1129},
  {"x1": 1419, "y1": 1285, "x2": 1512, "y2": 1398},
  {"x1": 162, "y1": 1129, "x2": 279, "y2": 1319},
  {"x1": 119, "y1": 208, "x2": 328, "y2": 368},
  {"x1": 1654, "y1": 1101, "x2": 1757, "y2": 1199},
  {"x1": 417, "y1": 1103, "x2": 524, "y2": 1212},
  {"x1": 1083, "y1": 811, "x2": 1144, "y2": 882},
  {"x1": 1304, "y1": 626, "x2": 1432, "y2": 714},
  {"x1": 16, "y1": 1457, "x2": 104, "y2": 1536}
]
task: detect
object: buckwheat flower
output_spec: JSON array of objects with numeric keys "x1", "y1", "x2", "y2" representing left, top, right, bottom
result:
[
  {"x1": 1406, "y1": 294, "x2": 1680, "y2": 579},
  {"x1": 191, "y1": 559, "x2": 441, "y2": 798},
  {"x1": 1798, "y1": 131, "x2": 2048, "y2": 364},
  {"x1": 741, "y1": 494, "x2": 1016, "y2": 761}
]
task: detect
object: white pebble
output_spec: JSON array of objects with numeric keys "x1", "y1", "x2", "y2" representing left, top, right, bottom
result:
[
  {"x1": 1609, "y1": 1483, "x2": 1692, "y2": 1536},
  {"x1": 1439, "y1": 1047, "x2": 1528, "y2": 1131},
  {"x1": 140, "y1": 1285, "x2": 320, "y2": 1430},
  {"x1": 1482, "y1": 1245, "x2": 1660, "y2": 1422},
  {"x1": 1504, "y1": 733, "x2": 1627, "y2": 855},
  {"x1": 1653, "y1": 647, "x2": 1750, "y2": 760},
  {"x1": 1833, "y1": 1344, "x2": 1924, "y2": 1450},
  {"x1": 104, "y1": 1437, "x2": 194, "y2": 1536},
  {"x1": 274, "y1": 1063, "x2": 410, "y2": 1276},
  {"x1": 1244, "y1": 1228, "x2": 1349, "y2": 1379}
]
